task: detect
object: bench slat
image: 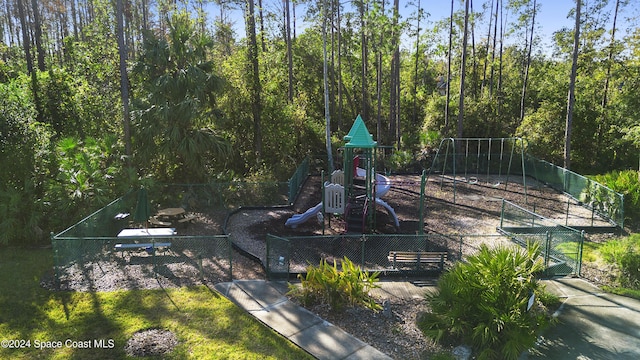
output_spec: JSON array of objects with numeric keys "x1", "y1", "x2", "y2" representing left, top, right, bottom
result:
[{"x1": 388, "y1": 251, "x2": 447, "y2": 271}]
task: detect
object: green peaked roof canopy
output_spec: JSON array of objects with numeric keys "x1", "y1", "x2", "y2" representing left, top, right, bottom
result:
[{"x1": 344, "y1": 114, "x2": 377, "y2": 148}]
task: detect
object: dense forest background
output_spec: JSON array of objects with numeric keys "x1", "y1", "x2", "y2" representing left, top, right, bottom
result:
[{"x1": 1, "y1": 0, "x2": 639, "y2": 245}]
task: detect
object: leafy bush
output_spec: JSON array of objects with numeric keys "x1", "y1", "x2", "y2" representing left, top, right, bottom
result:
[
  {"x1": 619, "y1": 252, "x2": 640, "y2": 289},
  {"x1": 599, "y1": 234, "x2": 640, "y2": 289},
  {"x1": 288, "y1": 256, "x2": 381, "y2": 313},
  {"x1": 588, "y1": 170, "x2": 640, "y2": 228},
  {"x1": 598, "y1": 235, "x2": 639, "y2": 264},
  {"x1": 418, "y1": 243, "x2": 554, "y2": 360}
]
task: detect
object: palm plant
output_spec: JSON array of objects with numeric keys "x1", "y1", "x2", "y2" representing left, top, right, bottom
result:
[
  {"x1": 419, "y1": 243, "x2": 554, "y2": 360},
  {"x1": 288, "y1": 256, "x2": 381, "y2": 313},
  {"x1": 131, "y1": 10, "x2": 230, "y2": 183}
]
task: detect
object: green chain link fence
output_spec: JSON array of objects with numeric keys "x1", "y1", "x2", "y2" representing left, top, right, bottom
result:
[
  {"x1": 523, "y1": 154, "x2": 624, "y2": 228},
  {"x1": 498, "y1": 200, "x2": 584, "y2": 276},
  {"x1": 428, "y1": 138, "x2": 624, "y2": 230},
  {"x1": 52, "y1": 235, "x2": 233, "y2": 290},
  {"x1": 51, "y1": 156, "x2": 311, "y2": 289},
  {"x1": 265, "y1": 233, "x2": 518, "y2": 279},
  {"x1": 288, "y1": 156, "x2": 310, "y2": 205}
]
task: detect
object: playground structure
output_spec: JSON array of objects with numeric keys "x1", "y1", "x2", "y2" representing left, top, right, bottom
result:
[
  {"x1": 284, "y1": 168, "x2": 399, "y2": 230},
  {"x1": 285, "y1": 115, "x2": 400, "y2": 233}
]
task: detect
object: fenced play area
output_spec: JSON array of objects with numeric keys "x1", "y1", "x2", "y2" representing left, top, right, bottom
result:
[
  {"x1": 426, "y1": 137, "x2": 623, "y2": 229},
  {"x1": 51, "y1": 130, "x2": 624, "y2": 288}
]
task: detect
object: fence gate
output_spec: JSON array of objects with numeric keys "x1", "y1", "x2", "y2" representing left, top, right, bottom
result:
[
  {"x1": 266, "y1": 234, "x2": 290, "y2": 280},
  {"x1": 544, "y1": 230, "x2": 584, "y2": 276}
]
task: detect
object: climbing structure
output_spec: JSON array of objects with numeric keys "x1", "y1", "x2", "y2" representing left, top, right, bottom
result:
[{"x1": 342, "y1": 115, "x2": 377, "y2": 233}]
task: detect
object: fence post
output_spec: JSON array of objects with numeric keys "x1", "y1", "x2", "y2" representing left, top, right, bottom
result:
[
  {"x1": 266, "y1": 235, "x2": 271, "y2": 278},
  {"x1": 545, "y1": 231, "x2": 551, "y2": 271},
  {"x1": 577, "y1": 231, "x2": 585, "y2": 276},
  {"x1": 361, "y1": 234, "x2": 366, "y2": 268},
  {"x1": 419, "y1": 170, "x2": 426, "y2": 235},
  {"x1": 51, "y1": 232, "x2": 61, "y2": 290},
  {"x1": 227, "y1": 235, "x2": 233, "y2": 280}
]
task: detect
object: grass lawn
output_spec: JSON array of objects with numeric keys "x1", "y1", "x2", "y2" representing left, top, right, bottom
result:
[
  {"x1": 554, "y1": 240, "x2": 600, "y2": 263},
  {"x1": 0, "y1": 247, "x2": 313, "y2": 360},
  {"x1": 555, "y1": 237, "x2": 640, "y2": 300}
]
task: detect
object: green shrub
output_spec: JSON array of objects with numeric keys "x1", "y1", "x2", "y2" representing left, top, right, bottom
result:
[
  {"x1": 598, "y1": 235, "x2": 639, "y2": 264},
  {"x1": 418, "y1": 243, "x2": 554, "y2": 360},
  {"x1": 589, "y1": 170, "x2": 640, "y2": 228},
  {"x1": 599, "y1": 234, "x2": 640, "y2": 289},
  {"x1": 387, "y1": 149, "x2": 415, "y2": 173},
  {"x1": 619, "y1": 252, "x2": 640, "y2": 289},
  {"x1": 288, "y1": 256, "x2": 381, "y2": 313}
]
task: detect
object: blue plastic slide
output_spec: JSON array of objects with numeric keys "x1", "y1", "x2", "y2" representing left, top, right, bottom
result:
[
  {"x1": 285, "y1": 169, "x2": 399, "y2": 228},
  {"x1": 285, "y1": 202, "x2": 324, "y2": 228}
]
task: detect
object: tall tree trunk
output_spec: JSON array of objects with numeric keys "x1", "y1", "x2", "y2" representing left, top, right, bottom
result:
[
  {"x1": 359, "y1": 0, "x2": 369, "y2": 121},
  {"x1": 17, "y1": 0, "x2": 39, "y2": 124},
  {"x1": 4, "y1": 0, "x2": 15, "y2": 45},
  {"x1": 565, "y1": 0, "x2": 581, "y2": 170},
  {"x1": 520, "y1": 0, "x2": 537, "y2": 124},
  {"x1": 445, "y1": 0, "x2": 454, "y2": 133},
  {"x1": 481, "y1": 0, "x2": 494, "y2": 95},
  {"x1": 470, "y1": 0, "x2": 478, "y2": 99},
  {"x1": 116, "y1": 0, "x2": 132, "y2": 164},
  {"x1": 598, "y1": 0, "x2": 621, "y2": 159},
  {"x1": 376, "y1": 41, "x2": 383, "y2": 143},
  {"x1": 323, "y1": 0, "x2": 334, "y2": 171},
  {"x1": 390, "y1": 0, "x2": 400, "y2": 147},
  {"x1": 292, "y1": 1, "x2": 297, "y2": 39},
  {"x1": 257, "y1": 0, "x2": 265, "y2": 52},
  {"x1": 412, "y1": 0, "x2": 421, "y2": 128},
  {"x1": 142, "y1": 0, "x2": 149, "y2": 32},
  {"x1": 457, "y1": 0, "x2": 470, "y2": 139},
  {"x1": 375, "y1": 0, "x2": 384, "y2": 143},
  {"x1": 337, "y1": 1, "x2": 343, "y2": 131},
  {"x1": 488, "y1": 0, "x2": 499, "y2": 98},
  {"x1": 70, "y1": 0, "x2": 79, "y2": 39},
  {"x1": 602, "y1": 0, "x2": 620, "y2": 111},
  {"x1": 329, "y1": 0, "x2": 336, "y2": 125},
  {"x1": 497, "y1": 0, "x2": 505, "y2": 114},
  {"x1": 31, "y1": 0, "x2": 45, "y2": 71},
  {"x1": 285, "y1": 0, "x2": 293, "y2": 102},
  {"x1": 245, "y1": 0, "x2": 262, "y2": 160}
]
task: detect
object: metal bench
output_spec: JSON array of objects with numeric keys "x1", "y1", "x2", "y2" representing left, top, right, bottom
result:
[
  {"x1": 114, "y1": 242, "x2": 172, "y2": 256},
  {"x1": 388, "y1": 251, "x2": 447, "y2": 271}
]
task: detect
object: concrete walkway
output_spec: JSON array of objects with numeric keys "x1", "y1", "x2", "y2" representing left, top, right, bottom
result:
[
  {"x1": 527, "y1": 277, "x2": 640, "y2": 359},
  {"x1": 213, "y1": 280, "x2": 393, "y2": 360},
  {"x1": 215, "y1": 278, "x2": 640, "y2": 360}
]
